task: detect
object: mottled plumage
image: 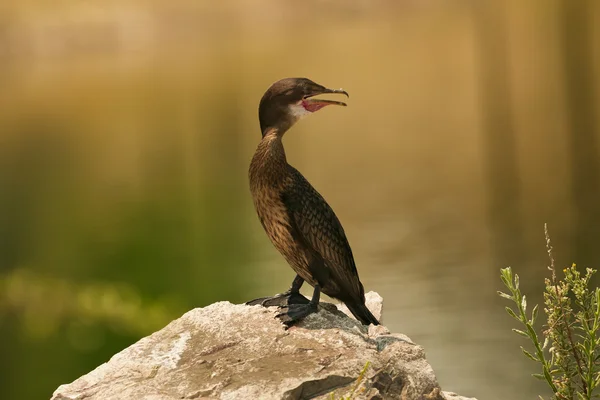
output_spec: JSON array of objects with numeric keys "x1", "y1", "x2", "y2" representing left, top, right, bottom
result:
[{"x1": 247, "y1": 78, "x2": 378, "y2": 326}]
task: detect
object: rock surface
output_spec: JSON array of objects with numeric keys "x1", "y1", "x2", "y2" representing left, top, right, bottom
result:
[{"x1": 52, "y1": 292, "x2": 477, "y2": 400}]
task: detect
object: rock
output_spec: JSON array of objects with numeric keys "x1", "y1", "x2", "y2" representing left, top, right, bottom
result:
[{"x1": 51, "y1": 292, "x2": 477, "y2": 400}]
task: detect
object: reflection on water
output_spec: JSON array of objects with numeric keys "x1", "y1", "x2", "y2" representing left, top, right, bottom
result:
[{"x1": 1, "y1": 1, "x2": 599, "y2": 399}]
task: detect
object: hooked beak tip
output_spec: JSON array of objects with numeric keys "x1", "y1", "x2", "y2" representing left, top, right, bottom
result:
[
  {"x1": 301, "y1": 86, "x2": 349, "y2": 109},
  {"x1": 330, "y1": 88, "x2": 349, "y2": 98}
]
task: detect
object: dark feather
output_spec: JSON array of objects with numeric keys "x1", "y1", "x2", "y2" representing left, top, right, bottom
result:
[
  {"x1": 282, "y1": 167, "x2": 364, "y2": 302},
  {"x1": 249, "y1": 77, "x2": 378, "y2": 325}
]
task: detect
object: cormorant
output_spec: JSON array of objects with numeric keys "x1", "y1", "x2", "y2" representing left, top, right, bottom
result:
[{"x1": 247, "y1": 78, "x2": 379, "y2": 327}]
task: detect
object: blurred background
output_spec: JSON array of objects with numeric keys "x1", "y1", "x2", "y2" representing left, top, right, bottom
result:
[{"x1": 0, "y1": 0, "x2": 599, "y2": 399}]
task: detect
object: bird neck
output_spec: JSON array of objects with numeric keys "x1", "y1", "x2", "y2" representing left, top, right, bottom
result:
[
  {"x1": 260, "y1": 113, "x2": 295, "y2": 136},
  {"x1": 250, "y1": 128, "x2": 289, "y2": 183},
  {"x1": 258, "y1": 129, "x2": 287, "y2": 160}
]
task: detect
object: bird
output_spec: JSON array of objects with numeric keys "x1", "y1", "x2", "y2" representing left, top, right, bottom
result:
[{"x1": 246, "y1": 77, "x2": 379, "y2": 327}]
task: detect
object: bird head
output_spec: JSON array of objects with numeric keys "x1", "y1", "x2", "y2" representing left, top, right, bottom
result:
[{"x1": 258, "y1": 78, "x2": 349, "y2": 136}]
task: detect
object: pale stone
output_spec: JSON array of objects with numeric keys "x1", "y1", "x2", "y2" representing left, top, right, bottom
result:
[{"x1": 52, "y1": 292, "x2": 476, "y2": 400}]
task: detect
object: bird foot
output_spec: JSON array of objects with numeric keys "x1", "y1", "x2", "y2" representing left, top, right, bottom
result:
[
  {"x1": 276, "y1": 302, "x2": 318, "y2": 327},
  {"x1": 246, "y1": 290, "x2": 310, "y2": 307}
]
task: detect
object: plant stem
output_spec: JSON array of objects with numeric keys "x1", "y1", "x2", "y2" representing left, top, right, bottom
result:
[{"x1": 546, "y1": 224, "x2": 588, "y2": 397}]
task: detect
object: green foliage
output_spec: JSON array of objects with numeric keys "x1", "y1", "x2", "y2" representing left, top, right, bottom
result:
[
  {"x1": 0, "y1": 268, "x2": 182, "y2": 340},
  {"x1": 328, "y1": 361, "x2": 372, "y2": 400},
  {"x1": 499, "y1": 225, "x2": 600, "y2": 399}
]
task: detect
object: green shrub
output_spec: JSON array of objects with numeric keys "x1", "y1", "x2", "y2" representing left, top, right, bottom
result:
[{"x1": 499, "y1": 224, "x2": 600, "y2": 399}]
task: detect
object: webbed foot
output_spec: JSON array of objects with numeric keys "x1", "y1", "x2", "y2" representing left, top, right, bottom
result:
[
  {"x1": 246, "y1": 290, "x2": 310, "y2": 307},
  {"x1": 275, "y1": 302, "x2": 318, "y2": 327}
]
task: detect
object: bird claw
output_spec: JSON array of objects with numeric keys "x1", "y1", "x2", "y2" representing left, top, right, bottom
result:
[
  {"x1": 246, "y1": 291, "x2": 310, "y2": 307},
  {"x1": 275, "y1": 302, "x2": 318, "y2": 327}
]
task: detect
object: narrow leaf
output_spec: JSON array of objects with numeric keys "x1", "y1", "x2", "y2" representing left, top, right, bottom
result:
[
  {"x1": 542, "y1": 337, "x2": 549, "y2": 350},
  {"x1": 500, "y1": 268, "x2": 511, "y2": 286},
  {"x1": 521, "y1": 347, "x2": 539, "y2": 362},
  {"x1": 532, "y1": 373, "x2": 545, "y2": 380},
  {"x1": 531, "y1": 304, "x2": 539, "y2": 325},
  {"x1": 500, "y1": 273, "x2": 510, "y2": 287},
  {"x1": 497, "y1": 291, "x2": 513, "y2": 300},
  {"x1": 521, "y1": 295, "x2": 527, "y2": 311},
  {"x1": 512, "y1": 329, "x2": 529, "y2": 338},
  {"x1": 505, "y1": 307, "x2": 520, "y2": 321}
]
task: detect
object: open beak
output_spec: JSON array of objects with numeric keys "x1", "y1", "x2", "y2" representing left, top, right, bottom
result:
[{"x1": 302, "y1": 88, "x2": 349, "y2": 112}]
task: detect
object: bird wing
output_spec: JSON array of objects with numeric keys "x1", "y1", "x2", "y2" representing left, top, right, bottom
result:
[{"x1": 282, "y1": 167, "x2": 363, "y2": 298}]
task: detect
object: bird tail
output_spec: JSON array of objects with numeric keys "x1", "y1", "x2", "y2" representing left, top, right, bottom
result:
[{"x1": 345, "y1": 300, "x2": 380, "y2": 326}]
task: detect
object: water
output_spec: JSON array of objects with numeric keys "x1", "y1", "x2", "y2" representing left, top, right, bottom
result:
[{"x1": 1, "y1": 1, "x2": 599, "y2": 399}]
